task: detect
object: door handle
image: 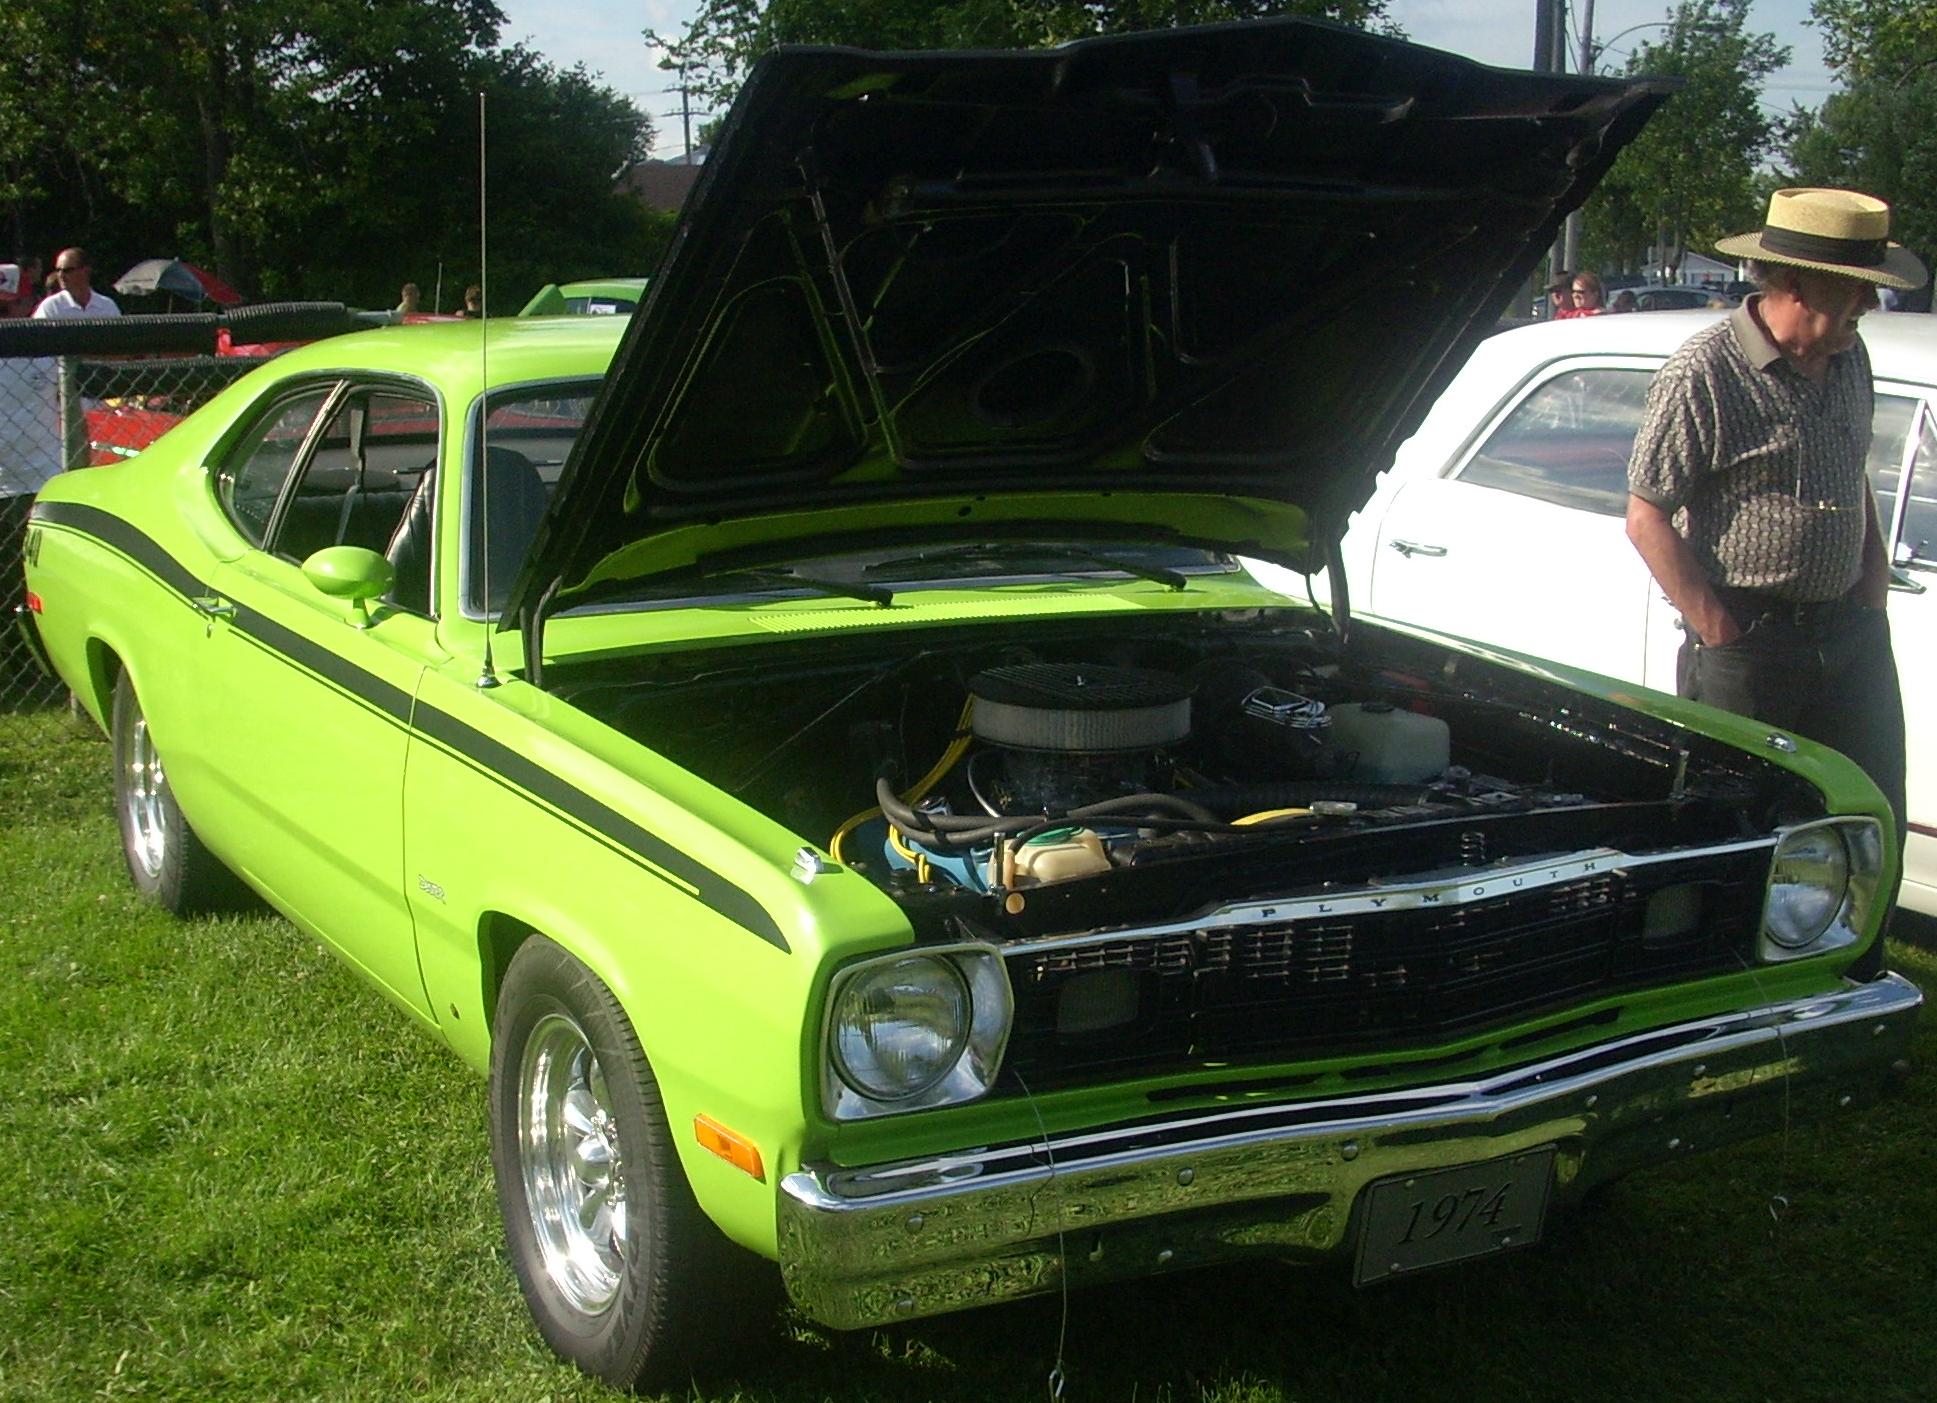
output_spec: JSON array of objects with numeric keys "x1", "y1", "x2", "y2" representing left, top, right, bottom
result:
[
  {"x1": 191, "y1": 595, "x2": 237, "y2": 632},
  {"x1": 1388, "y1": 539, "x2": 1448, "y2": 559}
]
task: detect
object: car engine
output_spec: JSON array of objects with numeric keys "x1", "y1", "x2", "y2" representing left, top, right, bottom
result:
[{"x1": 561, "y1": 610, "x2": 1814, "y2": 916}]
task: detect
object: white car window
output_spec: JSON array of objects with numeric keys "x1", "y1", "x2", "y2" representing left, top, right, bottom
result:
[
  {"x1": 1454, "y1": 368, "x2": 1650, "y2": 516},
  {"x1": 1868, "y1": 393, "x2": 1918, "y2": 539},
  {"x1": 1897, "y1": 409, "x2": 1937, "y2": 563}
]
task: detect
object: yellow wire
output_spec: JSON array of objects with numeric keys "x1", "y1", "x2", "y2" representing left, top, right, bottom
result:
[
  {"x1": 1231, "y1": 807, "x2": 1313, "y2": 826},
  {"x1": 827, "y1": 699, "x2": 974, "y2": 864},
  {"x1": 828, "y1": 806, "x2": 875, "y2": 865},
  {"x1": 905, "y1": 698, "x2": 975, "y2": 802}
]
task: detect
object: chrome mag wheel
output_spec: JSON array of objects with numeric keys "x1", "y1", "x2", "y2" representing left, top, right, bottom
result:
[
  {"x1": 518, "y1": 1011, "x2": 628, "y2": 1314},
  {"x1": 120, "y1": 704, "x2": 169, "y2": 881}
]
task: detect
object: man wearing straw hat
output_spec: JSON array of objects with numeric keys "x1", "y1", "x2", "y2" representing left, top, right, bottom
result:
[{"x1": 1625, "y1": 188, "x2": 1921, "y2": 867}]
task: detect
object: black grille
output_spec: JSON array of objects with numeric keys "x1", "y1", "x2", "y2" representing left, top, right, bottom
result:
[{"x1": 1002, "y1": 848, "x2": 1769, "y2": 1090}]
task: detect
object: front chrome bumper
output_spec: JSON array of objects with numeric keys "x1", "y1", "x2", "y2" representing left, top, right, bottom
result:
[{"x1": 778, "y1": 973, "x2": 1921, "y2": 1329}]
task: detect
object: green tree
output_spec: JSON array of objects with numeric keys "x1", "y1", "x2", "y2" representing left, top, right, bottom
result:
[
  {"x1": 0, "y1": 0, "x2": 660, "y2": 309},
  {"x1": 1810, "y1": 0, "x2": 1937, "y2": 82},
  {"x1": 1771, "y1": 2, "x2": 1937, "y2": 284},
  {"x1": 1783, "y1": 79, "x2": 1937, "y2": 258},
  {"x1": 1580, "y1": 0, "x2": 1788, "y2": 277},
  {"x1": 649, "y1": 0, "x2": 1400, "y2": 119}
]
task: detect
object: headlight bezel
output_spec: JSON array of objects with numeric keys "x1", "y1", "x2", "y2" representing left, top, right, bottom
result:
[
  {"x1": 822, "y1": 943, "x2": 1013, "y2": 1121},
  {"x1": 1759, "y1": 816, "x2": 1884, "y2": 962}
]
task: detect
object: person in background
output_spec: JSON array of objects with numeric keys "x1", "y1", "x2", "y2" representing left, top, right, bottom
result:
[
  {"x1": 461, "y1": 284, "x2": 483, "y2": 318},
  {"x1": 1, "y1": 263, "x2": 65, "y2": 633},
  {"x1": 397, "y1": 282, "x2": 422, "y2": 315},
  {"x1": 1557, "y1": 271, "x2": 1606, "y2": 318},
  {"x1": 1625, "y1": 188, "x2": 1919, "y2": 914},
  {"x1": 1610, "y1": 289, "x2": 1638, "y2": 313},
  {"x1": 6, "y1": 254, "x2": 42, "y2": 317},
  {"x1": 1546, "y1": 273, "x2": 1574, "y2": 320},
  {"x1": 32, "y1": 248, "x2": 120, "y2": 318}
]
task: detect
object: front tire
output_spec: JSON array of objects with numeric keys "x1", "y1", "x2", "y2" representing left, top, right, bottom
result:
[
  {"x1": 110, "y1": 670, "x2": 239, "y2": 913},
  {"x1": 489, "y1": 936, "x2": 762, "y2": 1390}
]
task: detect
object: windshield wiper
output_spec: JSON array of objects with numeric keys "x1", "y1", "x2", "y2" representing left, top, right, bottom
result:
[
  {"x1": 860, "y1": 542, "x2": 1190, "y2": 590},
  {"x1": 714, "y1": 566, "x2": 894, "y2": 606}
]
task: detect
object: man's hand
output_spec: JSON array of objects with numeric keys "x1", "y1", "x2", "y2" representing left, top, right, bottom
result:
[{"x1": 1624, "y1": 495, "x2": 1740, "y2": 646}]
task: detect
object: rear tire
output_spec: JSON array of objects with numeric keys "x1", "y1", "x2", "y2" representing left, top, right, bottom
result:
[
  {"x1": 489, "y1": 936, "x2": 767, "y2": 1391},
  {"x1": 109, "y1": 670, "x2": 240, "y2": 913}
]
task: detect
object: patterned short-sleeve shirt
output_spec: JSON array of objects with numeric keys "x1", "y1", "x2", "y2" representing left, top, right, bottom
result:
[{"x1": 1627, "y1": 298, "x2": 1873, "y2": 600}]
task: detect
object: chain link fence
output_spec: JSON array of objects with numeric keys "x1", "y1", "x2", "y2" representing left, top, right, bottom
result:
[{"x1": 3, "y1": 307, "x2": 374, "y2": 741}]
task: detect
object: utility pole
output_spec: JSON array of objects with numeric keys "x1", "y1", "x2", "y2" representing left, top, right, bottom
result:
[
  {"x1": 648, "y1": 29, "x2": 706, "y2": 163},
  {"x1": 1538, "y1": 0, "x2": 1569, "y2": 303},
  {"x1": 1563, "y1": 0, "x2": 1596, "y2": 275},
  {"x1": 677, "y1": 62, "x2": 693, "y2": 162}
]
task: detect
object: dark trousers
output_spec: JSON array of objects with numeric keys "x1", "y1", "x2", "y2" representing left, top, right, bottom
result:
[
  {"x1": 1679, "y1": 601, "x2": 1906, "y2": 830},
  {"x1": 1679, "y1": 600, "x2": 1904, "y2": 974}
]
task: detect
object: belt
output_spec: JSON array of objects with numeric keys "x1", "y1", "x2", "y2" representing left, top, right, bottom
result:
[{"x1": 1715, "y1": 586, "x2": 1856, "y2": 627}]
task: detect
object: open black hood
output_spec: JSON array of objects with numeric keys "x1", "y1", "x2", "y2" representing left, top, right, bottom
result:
[{"x1": 511, "y1": 19, "x2": 1669, "y2": 618}]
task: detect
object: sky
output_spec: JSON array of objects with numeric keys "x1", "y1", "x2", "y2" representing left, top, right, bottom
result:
[{"x1": 496, "y1": 0, "x2": 1838, "y2": 160}]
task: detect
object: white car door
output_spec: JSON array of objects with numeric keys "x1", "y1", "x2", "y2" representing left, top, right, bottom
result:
[
  {"x1": 1364, "y1": 359, "x2": 1661, "y2": 680},
  {"x1": 1872, "y1": 385, "x2": 1937, "y2": 914}
]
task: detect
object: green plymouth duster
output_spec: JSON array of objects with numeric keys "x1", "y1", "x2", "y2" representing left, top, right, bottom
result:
[{"x1": 17, "y1": 20, "x2": 1921, "y2": 1391}]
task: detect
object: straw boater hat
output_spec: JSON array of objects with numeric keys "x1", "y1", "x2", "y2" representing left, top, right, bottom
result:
[{"x1": 1716, "y1": 188, "x2": 1927, "y2": 290}]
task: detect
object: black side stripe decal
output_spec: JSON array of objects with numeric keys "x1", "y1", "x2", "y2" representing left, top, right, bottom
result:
[
  {"x1": 411, "y1": 706, "x2": 788, "y2": 948},
  {"x1": 235, "y1": 602, "x2": 417, "y2": 726},
  {"x1": 34, "y1": 501, "x2": 207, "y2": 601},
  {"x1": 33, "y1": 503, "x2": 788, "y2": 951}
]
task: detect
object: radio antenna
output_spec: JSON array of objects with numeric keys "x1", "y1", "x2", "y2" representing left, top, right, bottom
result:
[{"x1": 475, "y1": 89, "x2": 500, "y2": 690}]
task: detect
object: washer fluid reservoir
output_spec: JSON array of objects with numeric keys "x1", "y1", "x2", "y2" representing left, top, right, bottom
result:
[{"x1": 1326, "y1": 702, "x2": 1450, "y2": 784}]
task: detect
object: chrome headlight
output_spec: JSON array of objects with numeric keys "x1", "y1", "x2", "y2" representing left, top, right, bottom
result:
[
  {"x1": 1760, "y1": 818, "x2": 1883, "y2": 961},
  {"x1": 824, "y1": 946, "x2": 1012, "y2": 1120}
]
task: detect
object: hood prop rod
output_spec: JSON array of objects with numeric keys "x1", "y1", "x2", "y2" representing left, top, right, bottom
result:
[{"x1": 1323, "y1": 525, "x2": 1352, "y2": 648}]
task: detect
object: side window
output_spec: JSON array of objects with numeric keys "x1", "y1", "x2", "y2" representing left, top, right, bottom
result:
[
  {"x1": 463, "y1": 384, "x2": 595, "y2": 614},
  {"x1": 1866, "y1": 393, "x2": 1917, "y2": 533},
  {"x1": 1894, "y1": 410, "x2": 1937, "y2": 566},
  {"x1": 268, "y1": 387, "x2": 439, "y2": 613},
  {"x1": 215, "y1": 389, "x2": 335, "y2": 546},
  {"x1": 1455, "y1": 368, "x2": 1652, "y2": 516}
]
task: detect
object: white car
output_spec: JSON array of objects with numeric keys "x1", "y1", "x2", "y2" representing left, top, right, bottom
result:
[{"x1": 1255, "y1": 310, "x2": 1937, "y2": 916}]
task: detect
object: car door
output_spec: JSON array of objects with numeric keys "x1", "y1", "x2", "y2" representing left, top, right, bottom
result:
[
  {"x1": 1365, "y1": 360, "x2": 1661, "y2": 680},
  {"x1": 191, "y1": 379, "x2": 445, "y2": 1017},
  {"x1": 1871, "y1": 385, "x2": 1937, "y2": 910}
]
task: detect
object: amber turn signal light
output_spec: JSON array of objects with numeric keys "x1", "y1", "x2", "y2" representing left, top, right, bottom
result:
[{"x1": 694, "y1": 1115, "x2": 765, "y2": 1181}]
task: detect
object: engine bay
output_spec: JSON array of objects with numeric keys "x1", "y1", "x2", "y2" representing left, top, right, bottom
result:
[{"x1": 558, "y1": 611, "x2": 1816, "y2": 930}]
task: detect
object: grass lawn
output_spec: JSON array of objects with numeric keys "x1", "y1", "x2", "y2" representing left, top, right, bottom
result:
[{"x1": 2, "y1": 710, "x2": 1933, "y2": 1402}]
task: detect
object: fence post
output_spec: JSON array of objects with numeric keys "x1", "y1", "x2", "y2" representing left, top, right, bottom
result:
[{"x1": 57, "y1": 357, "x2": 88, "y2": 470}]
